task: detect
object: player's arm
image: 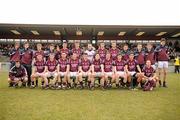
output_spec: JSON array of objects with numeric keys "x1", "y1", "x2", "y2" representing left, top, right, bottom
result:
[
  {"x1": 66, "y1": 64, "x2": 70, "y2": 73},
  {"x1": 91, "y1": 64, "x2": 94, "y2": 73},
  {"x1": 136, "y1": 65, "x2": 142, "y2": 73},
  {"x1": 57, "y1": 64, "x2": 59, "y2": 72},
  {"x1": 124, "y1": 65, "x2": 128, "y2": 73}
]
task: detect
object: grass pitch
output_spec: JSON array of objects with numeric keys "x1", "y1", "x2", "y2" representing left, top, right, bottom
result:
[{"x1": 0, "y1": 72, "x2": 180, "y2": 120}]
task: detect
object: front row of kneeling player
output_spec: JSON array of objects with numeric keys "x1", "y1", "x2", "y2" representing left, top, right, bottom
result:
[{"x1": 8, "y1": 52, "x2": 158, "y2": 91}]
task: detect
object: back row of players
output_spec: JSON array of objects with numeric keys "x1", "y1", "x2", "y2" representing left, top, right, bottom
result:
[{"x1": 8, "y1": 38, "x2": 169, "y2": 91}]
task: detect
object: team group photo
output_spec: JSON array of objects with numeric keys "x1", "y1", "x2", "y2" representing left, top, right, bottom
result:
[
  {"x1": 0, "y1": 0, "x2": 180, "y2": 120},
  {"x1": 8, "y1": 39, "x2": 170, "y2": 91}
]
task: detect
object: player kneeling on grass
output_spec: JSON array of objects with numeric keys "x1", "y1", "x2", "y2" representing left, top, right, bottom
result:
[
  {"x1": 141, "y1": 60, "x2": 158, "y2": 91},
  {"x1": 91, "y1": 53, "x2": 104, "y2": 90},
  {"x1": 57, "y1": 52, "x2": 70, "y2": 89},
  {"x1": 126, "y1": 52, "x2": 143, "y2": 90},
  {"x1": 44, "y1": 53, "x2": 58, "y2": 89},
  {"x1": 31, "y1": 54, "x2": 46, "y2": 88},
  {"x1": 8, "y1": 60, "x2": 28, "y2": 88},
  {"x1": 114, "y1": 54, "x2": 128, "y2": 88},
  {"x1": 102, "y1": 52, "x2": 116, "y2": 89},
  {"x1": 79, "y1": 53, "x2": 92, "y2": 89},
  {"x1": 67, "y1": 53, "x2": 81, "y2": 89}
]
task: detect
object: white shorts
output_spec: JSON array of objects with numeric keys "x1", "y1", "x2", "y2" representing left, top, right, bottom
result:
[
  {"x1": 82, "y1": 71, "x2": 90, "y2": 77},
  {"x1": 70, "y1": 72, "x2": 78, "y2": 77},
  {"x1": 58, "y1": 72, "x2": 66, "y2": 77},
  {"x1": 34, "y1": 72, "x2": 44, "y2": 77},
  {"x1": 129, "y1": 71, "x2": 136, "y2": 76},
  {"x1": 94, "y1": 72, "x2": 102, "y2": 77},
  {"x1": 105, "y1": 72, "x2": 113, "y2": 77},
  {"x1": 158, "y1": 61, "x2": 168, "y2": 69},
  {"x1": 45, "y1": 72, "x2": 58, "y2": 78},
  {"x1": 151, "y1": 65, "x2": 156, "y2": 70},
  {"x1": 116, "y1": 71, "x2": 125, "y2": 77}
]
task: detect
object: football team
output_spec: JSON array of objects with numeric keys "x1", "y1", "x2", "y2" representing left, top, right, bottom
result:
[{"x1": 8, "y1": 38, "x2": 169, "y2": 91}]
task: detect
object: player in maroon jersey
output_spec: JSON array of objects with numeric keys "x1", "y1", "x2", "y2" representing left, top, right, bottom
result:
[
  {"x1": 21, "y1": 42, "x2": 34, "y2": 86},
  {"x1": 97, "y1": 42, "x2": 107, "y2": 60},
  {"x1": 91, "y1": 53, "x2": 104, "y2": 90},
  {"x1": 57, "y1": 52, "x2": 70, "y2": 89},
  {"x1": 71, "y1": 42, "x2": 82, "y2": 58},
  {"x1": 126, "y1": 52, "x2": 143, "y2": 90},
  {"x1": 114, "y1": 54, "x2": 128, "y2": 88},
  {"x1": 155, "y1": 38, "x2": 169, "y2": 87},
  {"x1": 141, "y1": 60, "x2": 158, "y2": 91},
  {"x1": 145, "y1": 43, "x2": 156, "y2": 70},
  {"x1": 9, "y1": 42, "x2": 21, "y2": 69},
  {"x1": 121, "y1": 44, "x2": 130, "y2": 60},
  {"x1": 8, "y1": 61, "x2": 28, "y2": 88},
  {"x1": 44, "y1": 53, "x2": 58, "y2": 89},
  {"x1": 102, "y1": 52, "x2": 116, "y2": 89},
  {"x1": 79, "y1": 53, "x2": 92, "y2": 89},
  {"x1": 45, "y1": 44, "x2": 55, "y2": 60},
  {"x1": 61, "y1": 41, "x2": 69, "y2": 56},
  {"x1": 109, "y1": 42, "x2": 119, "y2": 60},
  {"x1": 30, "y1": 54, "x2": 46, "y2": 88},
  {"x1": 67, "y1": 53, "x2": 81, "y2": 88},
  {"x1": 33, "y1": 43, "x2": 45, "y2": 87},
  {"x1": 134, "y1": 44, "x2": 145, "y2": 70}
]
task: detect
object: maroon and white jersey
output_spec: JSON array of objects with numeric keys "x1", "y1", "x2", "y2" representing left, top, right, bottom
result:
[
  {"x1": 71, "y1": 48, "x2": 82, "y2": 57},
  {"x1": 103, "y1": 58, "x2": 114, "y2": 72},
  {"x1": 142, "y1": 66, "x2": 155, "y2": 77},
  {"x1": 58, "y1": 58, "x2": 69, "y2": 72},
  {"x1": 155, "y1": 45, "x2": 169, "y2": 61},
  {"x1": 98, "y1": 48, "x2": 106, "y2": 60},
  {"x1": 34, "y1": 60, "x2": 46, "y2": 73},
  {"x1": 114, "y1": 59, "x2": 126, "y2": 71},
  {"x1": 9, "y1": 48, "x2": 21, "y2": 62},
  {"x1": 80, "y1": 59, "x2": 91, "y2": 72},
  {"x1": 21, "y1": 48, "x2": 34, "y2": 65},
  {"x1": 109, "y1": 48, "x2": 119, "y2": 60},
  {"x1": 46, "y1": 59, "x2": 58, "y2": 72},
  {"x1": 33, "y1": 50, "x2": 45, "y2": 60},
  {"x1": 92, "y1": 59, "x2": 103, "y2": 72},
  {"x1": 9, "y1": 65, "x2": 27, "y2": 80},
  {"x1": 135, "y1": 50, "x2": 145, "y2": 65},
  {"x1": 61, "y1": 48, "x2": 69, "y2": 55},
  {"x1": 127, "y1": 59, "x2": 138, "y2": 72},
  {"x1": 121, "y1": 50, "x2": 130, "y2": 60},
  {"x1": 69, "y1": 59, "x2": 79, "y2": 72},
  {"x1": 145, "y1": 49, "x2": 156, "y2": 65}
]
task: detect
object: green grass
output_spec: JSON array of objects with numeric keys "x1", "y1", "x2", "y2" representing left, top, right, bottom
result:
[{"x1": 0, "y1": 72, "x2": 180, "y2": 120}]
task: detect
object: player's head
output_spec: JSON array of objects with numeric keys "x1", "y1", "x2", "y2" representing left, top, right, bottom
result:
[
  {"x1": 111, "y1": 42, "x2": 116, "y2": 48},
  {"x1": 75, "y1": 41, "x2": 80, "y2": 48},
  {"x1": 63, "y1": 41, "x2": 67, "y2": 48},
  {"x1": 117, "y1": 54, "x2": 122, "y2": 60},
  {"x1": 146, "y1": 43, "x2": 153, "y2": 50},
  {"x1": 146, "y1": 60, "x2": 151, "y2": 67},
  {"x1": 49, "y1": 53, "x2": 55, "y2": 60},
  {"x1": 72, "y1": 53, "x2": 77, "y2": 59},
  {"x1": 106, "y1": 52, "x2": 111, "y2": 59},
  {"x1": 137, "y1": 43, "x2": 142, "y2": 50},
  {"x1": 87, "y1": 43, "x2": 93, "y2": 50},
  {"x1": 61, "y1": 52, "x2": 67, "y2": 59},
  {"x1": 123, "y1": 44, "x2": 128, "y2": 51},
  {"x1": 24, "y1": 42, "x2": 29, "y2": 49},
  {"x1": 15, "y1": 61, "x2": 21, "y2": 68},
  {"x1": 15, "y1": 42, "x2": 20, "y2": 49},
  {"x1": 95, "y1": 53, "x2": 100, "y2": 60},
  {"x1": 129, "y1": 52, "x2": 134, "y2": 60},
  {"x1": 37, "y1": 54, "x2": 43, "y2": 61},
  {"x1": 100, "y1": 42, "x2": 105, "y2": 48},
  {"x1": 160, "y1": 38, "x2": 166, "y2": 46},
  {"x1": 37, "y1": 43, "x2": 42, "y2": 50},
  {"x1": 83, "y1": 53, "x2": 88, "y2": 60},
  {"x1": 50, "y1": 44, "x2": 55, "y2": 51}
]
